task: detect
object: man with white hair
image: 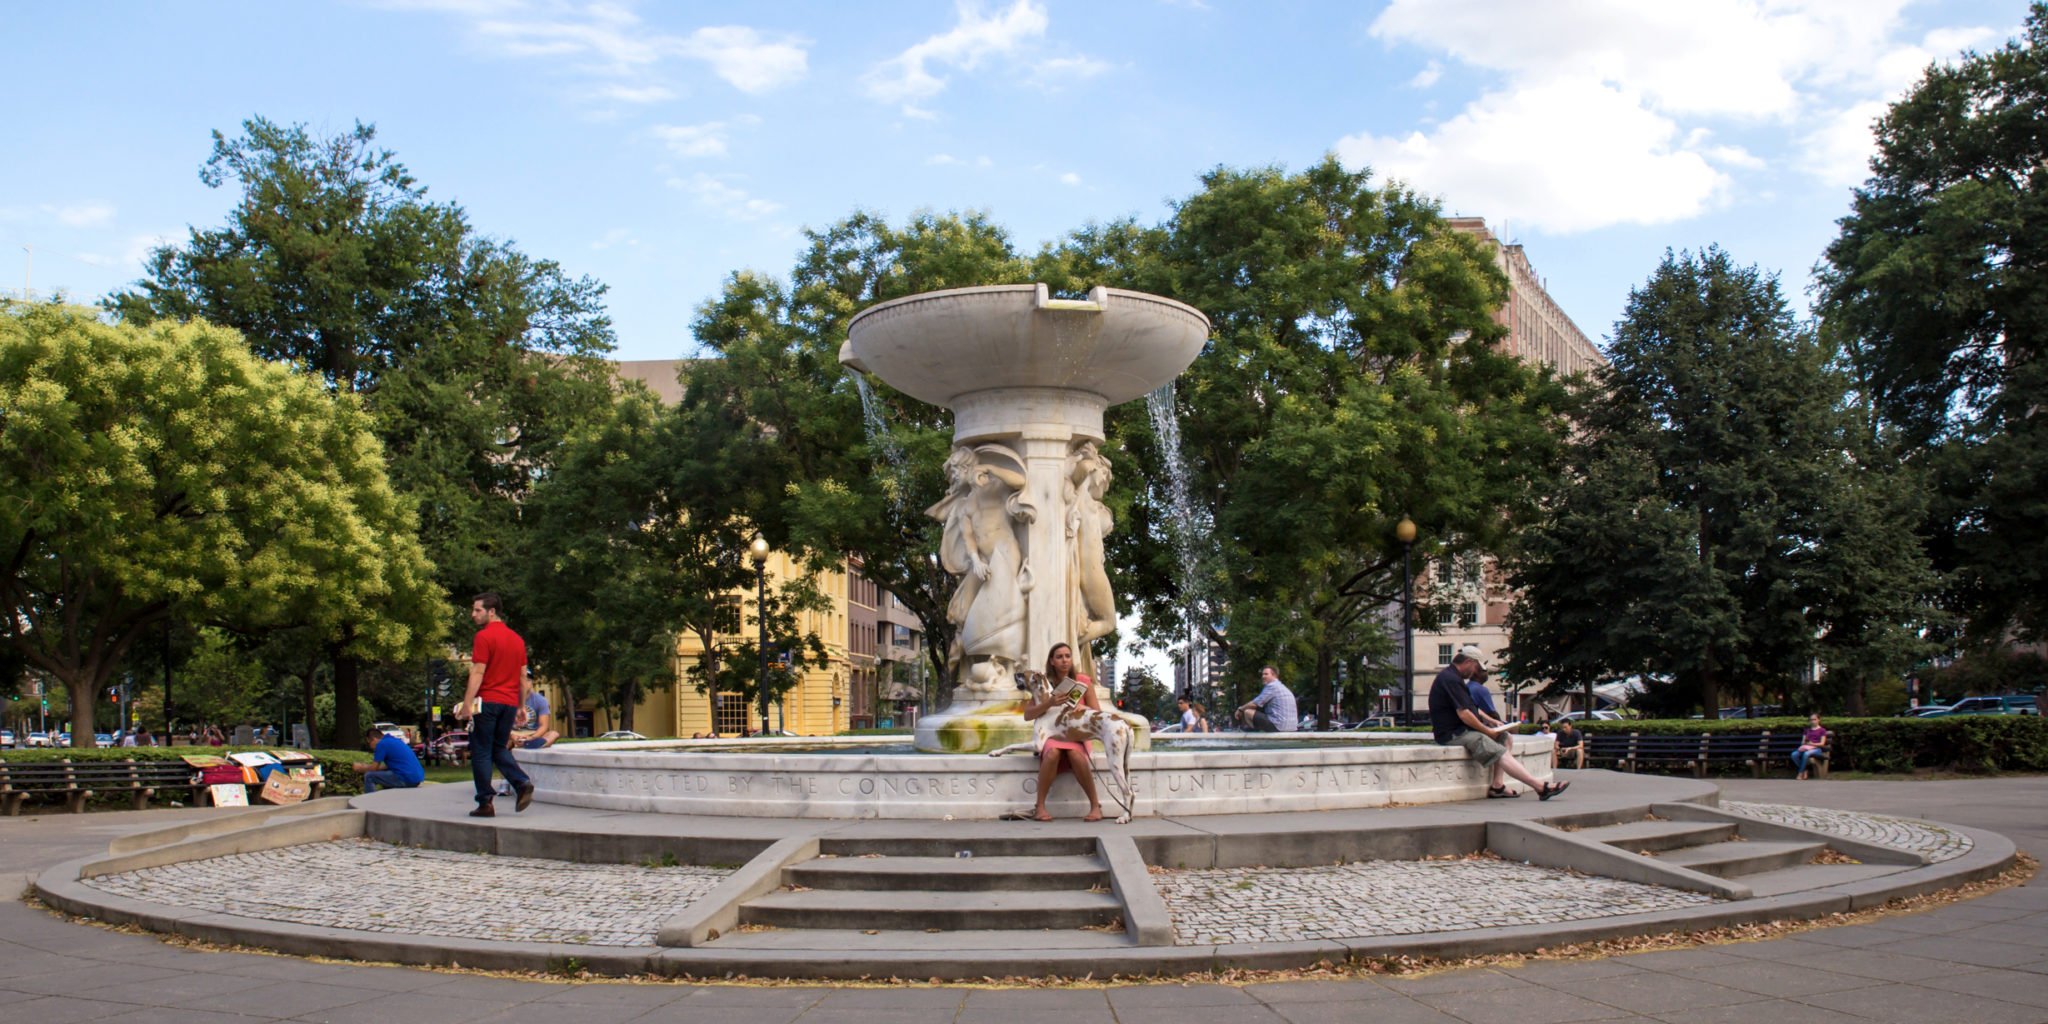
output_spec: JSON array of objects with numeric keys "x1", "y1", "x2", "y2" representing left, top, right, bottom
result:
[{"x1": 1430, "y1": 647, "x2": 1565, "y2": 800}]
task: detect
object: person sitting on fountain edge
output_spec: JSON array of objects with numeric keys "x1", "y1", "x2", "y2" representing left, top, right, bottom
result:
[
  {"x1": 1236, "y1": 666, "x2": 1298, "y2": 732},
  {"x1": 1020, "y1": 643, "x2": 1106, "y2": 822},
  {"x1": 1429, "y1": 649, "x2": 1566, "y2": 801}
]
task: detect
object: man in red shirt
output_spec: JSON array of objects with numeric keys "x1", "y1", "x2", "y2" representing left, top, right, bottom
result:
[{"x1": 454, "y1": 592, "x2": 534, "y2": 817}]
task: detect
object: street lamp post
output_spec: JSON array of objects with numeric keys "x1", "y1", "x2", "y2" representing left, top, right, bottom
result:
[
  {"x1": 1396, "y1": 517, "x2": 1417, "y2": 719},
  {"x1": 750, "y1": 536, "x2": 771, "y2": 735}
]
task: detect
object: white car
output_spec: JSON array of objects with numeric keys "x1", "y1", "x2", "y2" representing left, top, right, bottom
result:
[
  {"x1": 1551, "y1": 710, "x2": 1623, "y2": 723},
  {"x1": 25, "y1": 731, "x2": 52, "y2": 747},
  {"x1": 596, "y1": 730, "x2": 648, "y2": 741},
  {"x1": 0, "y1": 729, "x2": 13, "y2": 748}
]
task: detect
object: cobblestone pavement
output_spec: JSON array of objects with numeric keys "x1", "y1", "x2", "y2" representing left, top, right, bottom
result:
[
  {"x1": 85, "y1": 838, "x2": 730, "y2": 946},
  {"x1": 1155, "y1": 855, "x2": 1719, "y2": 945},
  {"x1": 1724, "y1": 800, "x2": 1974, "y2": 861}
]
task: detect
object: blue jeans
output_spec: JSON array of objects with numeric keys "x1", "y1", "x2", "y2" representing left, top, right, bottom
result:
[
  {"x1": 362, "y1": 770, "x2": 415, "y2": 794},
  {"x1": 471, "y1": 702, "x2": 531, "y2": 804},
  {"x1": 1791, "y1": 747, "x2": 1824, "y2": 775}
]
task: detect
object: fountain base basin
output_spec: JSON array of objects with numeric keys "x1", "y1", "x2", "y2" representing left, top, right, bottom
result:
[{"x1": 518, "y1": 734, "x2": 1554, "y2": 820}]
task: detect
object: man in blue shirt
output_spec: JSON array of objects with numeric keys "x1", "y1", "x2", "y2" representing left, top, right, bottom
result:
[
  {"x1": 355, "y1": 728, "x2": 425, "y2": 793},
  {"x1": 1235, "y1": 666, "x2": 1299, "y2": 732}
]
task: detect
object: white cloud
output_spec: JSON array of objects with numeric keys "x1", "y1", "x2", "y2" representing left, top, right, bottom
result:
[
  {"x1": 1407, "y1": 60, "x2": 1441, "y2": 89},
  {"x1": 1336, "y1": 77, "x2": 1729, "y2": 234},
  {"x1": 1028, "y1": 55, "x2": 1112, "y2": 89},
  {"x1": 653, "y1": 120, "x2": 735, "y2": 158},
  {"x1": 1801, "y1": 99, "x2": 1890, "y2": 188},
  {"x1": 1058, "y1": 171, "x2": 1081, "y2": 186},
  {"x1": 409, "y1": 2, "x2": 807, "y2": 98},
  {"x1": 682, "y1": 25, "x2": 808, "y2": 94},
  {"x1": 667, "y1": 173, "x2": 781, "y2": 220},
  {"x1": 865, "y1": 1, "x2": 1048, "y2": 105},
  {"x1": 593, "y1": 83, "x2": 676, "y2": 104},
  {"x1": 1352, "y1": 0, "x2": 2001, "y2": 229},
  {"x1": 44, "y1": 202, "x2": 116, "y2": 228}
]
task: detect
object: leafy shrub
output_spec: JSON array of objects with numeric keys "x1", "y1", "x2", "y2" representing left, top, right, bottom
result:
[{"x1": 1577, "y1": 715, "x2": 2048, "y2": 773}]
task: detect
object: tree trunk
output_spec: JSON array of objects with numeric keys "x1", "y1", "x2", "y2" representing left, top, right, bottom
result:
[
  {"x1": 61, "y1": 672, "x2": 100, "y2": 747},
  {"x1": 332, "y1": 647, "x2": 362, "y2": 746},
  {"x1": 620, "y1": 675, "x2": 638, "y2": 733},
  {"x1": 301, "y1": 658, "x2": 321, "y2": 749},
  {"x1": 1315, "y1": 645, "x2": 1334, "y2": 730}
]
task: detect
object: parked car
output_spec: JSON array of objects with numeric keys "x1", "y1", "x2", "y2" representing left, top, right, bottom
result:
[
  {"x1": 1921, "y1": 695, "x2": 2038, "y2": 718},
  {"x1": 94, "y1": 732, "x2": 115, "y2": 748},
  {"x1": 1898, "y1": 706, "x2": 1948, "y2": 717},
  {"x1": 56, "y1": 732, "x2": 71, "y2": 746},
  {"x1": 1551, "y1": 710, "x2": 1623, "y2": 723},
  {"x1": 25, "y1": 731, "x2": 51, "y2": 747},
  {"x1": 596, "y1": 730, "x2": 649, "y2": 741},
  {"x1": 0, "y1": 729, "x2": 13, "y2": 748},
  {"x1": 1717, "y1": 704, "x2": 1784, "y2": 719}
]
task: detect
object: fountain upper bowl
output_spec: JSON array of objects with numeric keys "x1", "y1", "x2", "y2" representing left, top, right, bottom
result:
[{"x1": 840, "y1": 284, "x2": 1210, "y2": 409}]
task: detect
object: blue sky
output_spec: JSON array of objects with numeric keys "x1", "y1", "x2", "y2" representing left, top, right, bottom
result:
[{"x1": 6, "y1": 1, "x2": 2025, "y2": 362}]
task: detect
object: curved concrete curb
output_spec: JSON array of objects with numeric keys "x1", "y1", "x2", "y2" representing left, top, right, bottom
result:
[{"x1": 28, "y1": 793, "x2": 2019, "y2": 980}]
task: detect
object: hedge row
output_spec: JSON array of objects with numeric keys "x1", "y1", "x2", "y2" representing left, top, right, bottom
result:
[
  {"x1": 1577, "y1": 716, "x2": 2048, "y2": 773},
  {"x1": 0, "y1": 745, "x2": 369, "y2": 796}
]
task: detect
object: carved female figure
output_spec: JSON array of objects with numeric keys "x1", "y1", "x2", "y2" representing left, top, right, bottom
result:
[
  {"x1": 1065, "y1": 440, "x2": 1117, "y2": 678},
  {"x1": 927, "y1": 444, "x2": 1034, "y2": 677}
]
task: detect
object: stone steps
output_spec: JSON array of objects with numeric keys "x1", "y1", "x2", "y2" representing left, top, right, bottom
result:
[
  {"x1": 789, "y1": 854, "x2": 1109, "y2": 892},
  {"x1": 1660, "y1": 839, "x2": 1824, "y2": 878},
  {"x1": 707, "y1": 927, "x2": 1136, "y2": 951},
  {"x1": 1575, "y1": 820, "x2": 1737, "y2": 853},
  {"x1": 818, "y1": 835, "x2": 1100, "y2": 858},
  {"x1": 740, "y1": 888, "x2": 1123, "y2": 931},
  {"x1": 1737, "y1": 862, "x2": 1908, "y2": 898}
]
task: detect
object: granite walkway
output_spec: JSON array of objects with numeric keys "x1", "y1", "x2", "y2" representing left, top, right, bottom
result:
[{"x1": 2, "y1": 776, "x2": 2045, "y2": 1023}]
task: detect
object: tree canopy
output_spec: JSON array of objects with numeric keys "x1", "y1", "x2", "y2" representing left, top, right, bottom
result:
[
  {"x1": 1507, "y1": 249, "x2": 1937, "y2": 714},
  {"x1": 108, "y1": 117, "x2": 618, "y2": 740},
  {"x1": 1816, "y1": 3, "x2": 2048, "y2": 644},
  {"x1": 0, "y1": 303, "x2": 442, "y2": 745}
]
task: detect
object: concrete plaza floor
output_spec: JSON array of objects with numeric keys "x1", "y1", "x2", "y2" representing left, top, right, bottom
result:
[{"x1": 1, "y1": 775, "x2": 2044, "y2": 1023}]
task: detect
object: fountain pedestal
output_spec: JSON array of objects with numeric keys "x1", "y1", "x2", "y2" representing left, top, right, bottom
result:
[{"x1": 842, "y1": 284, "x2": 1209, "y2": 753}]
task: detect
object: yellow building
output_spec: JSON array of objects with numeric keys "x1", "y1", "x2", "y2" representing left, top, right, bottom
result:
[{"x1": 603, "y1": 548, "x2": 854, "y2": 738}]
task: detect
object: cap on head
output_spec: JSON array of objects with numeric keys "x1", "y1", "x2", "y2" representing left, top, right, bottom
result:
[{"x1": 1455, "y1": 644, "x2": 1488, "y2": 669}]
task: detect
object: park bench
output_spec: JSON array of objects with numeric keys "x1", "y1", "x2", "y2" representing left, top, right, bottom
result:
[
  {"x1": 0, "y1": 758, "x2": 208, "y2": 814},
  {"x1": 1752, "y1": 730, "x2": 1828, "y2": 779},
  {"x1": 1619, "y1": 734, "x2": 1709, "y2": 776},
  {"x1": 1586, "y1": 732, "x2": 1634, "y2": 768},
  {"x1": 0, "y1": 760, "x2": 88, "y2": 814}
]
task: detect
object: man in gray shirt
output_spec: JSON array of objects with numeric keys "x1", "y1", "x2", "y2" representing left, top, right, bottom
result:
[{"x1": 1236, "y1": 666, "x2": 1299, "y2": 732}]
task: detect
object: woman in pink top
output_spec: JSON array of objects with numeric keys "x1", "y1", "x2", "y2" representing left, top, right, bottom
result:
[
  {"x1": 1021, "y1": 643, "x2": 1105, "y2": 822},
  {"x1": 1792, "y1": 713, "x2": 1830, "y2": 780}
]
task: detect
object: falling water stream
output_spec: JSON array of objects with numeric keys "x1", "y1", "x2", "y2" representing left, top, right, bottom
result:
[
  {"x1": 853, "y1": 375, "x2": 912, "y2": 519},
  {"x1": 1144, "y1": 383, "x2": 1216, "y2": 653}
]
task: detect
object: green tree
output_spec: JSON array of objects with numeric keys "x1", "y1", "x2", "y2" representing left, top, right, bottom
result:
[
  {"x1": 687, "y1": 212, "x2": 1031, "y2": 704},
  {"x1": 1815, "y1": 5, "x2": 2048, "y2": 642},
  {"x1": 0, "y1": 303, "x2": 442, "y2": 746},
  {"x1": 108, "y1": 117, "x2": 617, "y2": 743},
  {"x1": 1507, "y1": 250, "x2": 1938, "y2": 715},
  {"x1": 1036, "y1": 158, "x2": 1567, "y2": 723},
  {"x1": 518, "y1": 388, "x2": 821, "y2": 734},
  {"x1": 1115, "y1": 665, "x2": 1173, "y2": 723}
]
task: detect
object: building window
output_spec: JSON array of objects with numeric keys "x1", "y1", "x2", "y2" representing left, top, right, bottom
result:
[
  {"x1": 714, "y1": 693, "x2": 749, "y2": 735},
  {"x1": 1437, "y1": 644, "x2": 1454, "y2": 666},
  {"x1": 1458, "y1": 602, "x2": 1479, "y2": 627}
]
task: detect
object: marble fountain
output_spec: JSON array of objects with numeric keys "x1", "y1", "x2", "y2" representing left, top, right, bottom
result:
[{"x1": 519, "y1": 283, "x2": 1552, "y2": 819}]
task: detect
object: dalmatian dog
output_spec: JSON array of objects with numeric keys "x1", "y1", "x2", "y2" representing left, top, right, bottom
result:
[{"x1": 989, "y1": 670, "x2": 1136, "y2": 823}]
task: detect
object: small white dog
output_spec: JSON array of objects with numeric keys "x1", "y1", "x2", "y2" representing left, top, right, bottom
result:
[{"x1": 989, "y1": 671, "x2": 1135, "y2": 823}]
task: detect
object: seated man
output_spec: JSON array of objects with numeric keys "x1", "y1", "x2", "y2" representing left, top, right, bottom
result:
[
  {"x1": 354, "y1": 727, "x2": 425, "y2": 794},
  {"x1": 1551, "y1": 719, "x2": 1586, "y2": 770},
  {"x1": 1235, "y1": 666, "x2": 1300, "y2": 732},
  {"x1": 511, "y1": 685, "x2": 560, "y2": 750},
  {"x1": 1429, "y1": 651, "x2": 1566, "y2": 800}
]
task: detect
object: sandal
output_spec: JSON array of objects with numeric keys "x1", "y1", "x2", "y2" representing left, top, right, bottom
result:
[
  {"x1": 1486, "y1": 785, "x2": 1519, "y2": 799},
  {"x1": 1538, "y1": 780, "x2": 1570, "y2": 801}
]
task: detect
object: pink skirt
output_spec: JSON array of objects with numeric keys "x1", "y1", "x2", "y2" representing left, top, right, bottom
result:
[{"x1": 1041, "y1": 737, "x2": 1087, "y2": 755}]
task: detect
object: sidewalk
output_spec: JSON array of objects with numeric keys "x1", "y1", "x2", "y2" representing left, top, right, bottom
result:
[{"x1": 2, "y1": 777, "x2": 2043, "y2": 1023}]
